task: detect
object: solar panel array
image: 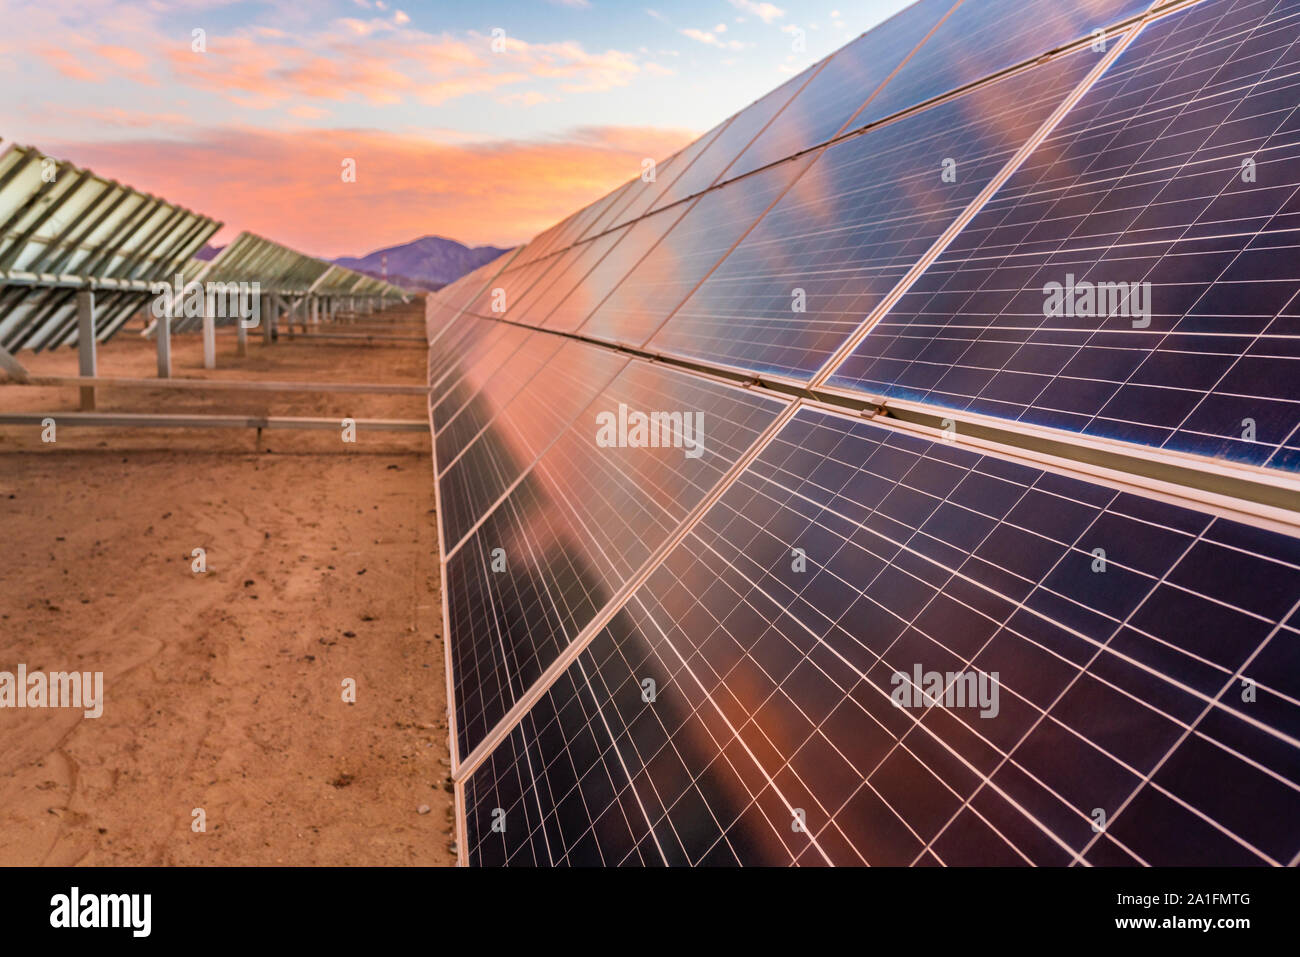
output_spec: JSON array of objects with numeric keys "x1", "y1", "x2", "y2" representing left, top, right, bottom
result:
[
  {"x1": 169, "y1": 232, "x2": 407, "y2": 333},
  {"x1": 0, "y1": 143, "x2": 408, "y2": 351},
  {"x1": 429, "y1": 0, "x2": 1300, "y2": 867},
  {"x1": 0, "y1": 142, "x2": 220, "y2": 352}
]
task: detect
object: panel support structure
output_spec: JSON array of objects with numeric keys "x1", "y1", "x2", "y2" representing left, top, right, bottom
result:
[
  {"x1": 0, "y1": 344, "x2": 29, "y2": 382},
  {"x1": 156, "y1": 313, "x2": 172, "y2": 379},
  {"x1": 202, "y1": 304, "x2": 216, "y2": 370},
  {"x1": 76, "y1": 289, "x2": 96, "y2": 410}
]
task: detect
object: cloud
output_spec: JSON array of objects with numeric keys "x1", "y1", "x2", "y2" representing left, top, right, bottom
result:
[
  {"x1": 728, "y1": 0, "x2": 784, "y2": 24},
  {"x1": 37, "y1": 47, "x2": 99, "y2": 82},
  {"x1": 156, "y1": 21, "x2": 648, "y2": 111},
  {"x1": 680, "y1": 28, "x2": 744, "y2": 49},
  {"x1": 498, "y1": 90, "x2": 556, "y2": 106}
]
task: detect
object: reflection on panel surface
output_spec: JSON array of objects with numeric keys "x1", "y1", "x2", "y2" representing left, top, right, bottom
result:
[
  {"x1": 852, "y1": 0, "x2": 1151, "y2": 130},
  {"x1": 830, "y1": 0, "x2": 1300, "y2": 469},
  {"x1": 581, "y1": 157, "x2": 812, "y2": 349},
  {"x1": 468, "y1": 406, "x2": 1300, "y2": 865},
  {"x1": 724, "y1": 0, "x2": 957, "y2": 182},
  {"x1": 446, "y1": 364, "x2": 786, "y2": 758},
  {"x1": 542, "y1": 210, "x2": 683, "y2": 333},
  {"x1": 429, "y1": 0, "x2": 1300, "y2": 868},
  {"x1": 645, "y1": 66, "x2": 818, "y2": 214},
  {"x1": 653, "y1": 48, "x2": 1099, "y2": 380},
  {"x1": 438, "y1": 341, "x2": 629, "y2": 552}
]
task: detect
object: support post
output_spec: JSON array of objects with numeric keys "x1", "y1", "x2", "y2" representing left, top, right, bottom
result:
[
  {"x1": 264, "y1": 294, "x2": 275, "y2": 344},
  {"x1": 202, "y1": 293, "x2": 216, "y2": 370},
  {"x1": 236, "y1": 300, "x2": 249, "y2": 357},
  {"x1": 156, "y1": 311, "x2": 172, "y2": 378},
  {"x1": 77, "y1": 289, "x2": 97, "y2": 410}
]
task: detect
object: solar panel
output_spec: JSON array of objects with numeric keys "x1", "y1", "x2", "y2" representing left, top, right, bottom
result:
[
  {"x1": 648, "y1": 45, "x2": 1102, "y2": 380},
  {"x1": 579, "y1": 155, "x2": 814, "y2": 348},
  {"x1": 438, "y1": 340, "x2": 630, "y2": 552},
  {"x1": 599, "y1": 128, "x2": 730, "y2": 232},
  {"x1": 828, "y1": 0, "x2": 1300, "y2": 470},
  {"x1": 426, "y1": 0, "x2": 1300, "y2": 868},
  {"x1": 540, "y1": 210, "x2": 685, "y2": 333},
  {"x1": 464, "y1": 405, "x2": 1300, "y2": 865}
]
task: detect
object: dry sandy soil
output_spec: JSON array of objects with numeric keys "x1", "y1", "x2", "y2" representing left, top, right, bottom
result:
[{"x1": 0, "y1": 304, "x2": 457, "y2": 865}]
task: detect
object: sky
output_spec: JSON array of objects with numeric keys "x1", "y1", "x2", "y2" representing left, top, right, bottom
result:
[{"x1": 0, "y1": 0, "x2": 912, "y2": 258}]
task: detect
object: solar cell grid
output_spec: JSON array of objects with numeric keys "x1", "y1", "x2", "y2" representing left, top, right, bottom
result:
[
  {"x1": 464, "y1": 253, "x2": 560, "y2": 320},
  {"x1": 542, "y1": 209, "x2": 684, "y2": 333},
  {"x1": 465, "y1": 599, "x2": 815, "y2": 866},
  {"x1": 510, "y1": 232, "x2": 624, "y2": 327},
  {"x1": 427, "y1": 314, "x2": 497, "y2": 390},
  {"x1": 437, "y1": 340, "x2": 630, "y2": 551},
  {"x1": 575, "y1": 180, "x2": 637, "y2": 242},
  {"x1": 431, "y1": 325, "x2": 534, "y2": 430},
  {"x1": 580, "y1": 154, "x2": 815, "y2": 348},
  {"x1": 445, "y1": 361, "x2": 787, "y2": 758},
  {"x1": 829, "y1": 0, "x2": 1300, "y2": 470},
  {"x1": 429, "y1": 319, "x2": 521, "y2": 408},
  {"x1": 434, "y1": 333, "x2": 568, "y2": 468},
  {"x1": 849, "y1": 0, "x2": 1154, "y2": 131},
  {"x1": 600, "y1": 126, "x2": 733, "y2": 232}
]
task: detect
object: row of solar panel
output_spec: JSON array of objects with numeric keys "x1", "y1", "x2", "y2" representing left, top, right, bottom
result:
[
  {"x1": 0, "y1": 142, "x2": 407, "y2": 352},
  {"x1": 425, "y1": 316, "x2": 1300, "y2": 865},
  {"x1": 443, "y1": 0, "x2": 1300, "y2": 473},
  {"x1": 427, "y1": 0, "x2": 1300, "y2": 866}
]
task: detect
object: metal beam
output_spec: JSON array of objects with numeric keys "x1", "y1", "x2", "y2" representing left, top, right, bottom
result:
[
  {"x1": 0, "y1": 411, "x2": 429, "y2": 432},
  {"x1": 16, "y1": 375, "x2": 427, "y2": 395}
]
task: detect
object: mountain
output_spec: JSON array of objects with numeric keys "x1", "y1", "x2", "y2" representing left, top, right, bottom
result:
[{"x1": 332, "y1": 236, "x2": 510, "y2": 292}]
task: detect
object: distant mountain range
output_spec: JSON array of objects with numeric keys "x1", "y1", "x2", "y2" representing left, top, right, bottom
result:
[
  {"x1": 334, "y1": 236, "x2": 510, "y2": 292},
  {"x1": 194, "y1": 235, "x2": 511, "y2": 292}
]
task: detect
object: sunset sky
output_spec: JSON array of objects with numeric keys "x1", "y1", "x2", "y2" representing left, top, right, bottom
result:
[{"x1": 0, "y1": 0, "x2": 911, "y2": 258}]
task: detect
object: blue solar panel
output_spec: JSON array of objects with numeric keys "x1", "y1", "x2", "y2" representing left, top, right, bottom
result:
[{"x1": 650, "y1": 46, "x2": 1101, "y2": 381}]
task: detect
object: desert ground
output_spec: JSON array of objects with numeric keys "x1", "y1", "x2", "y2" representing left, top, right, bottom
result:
[{"x1": 0, "y1": 303, "x2": 456, "y2": 865}]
